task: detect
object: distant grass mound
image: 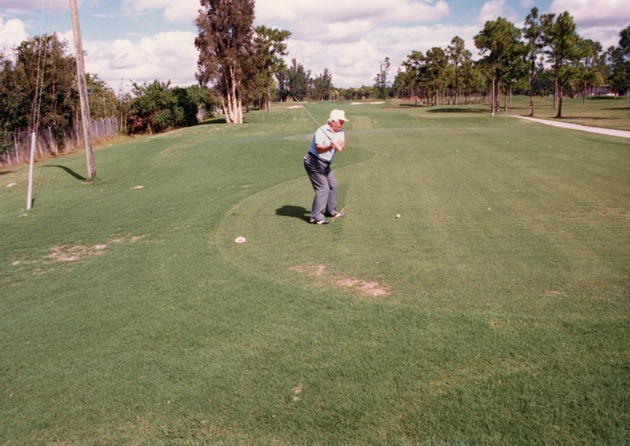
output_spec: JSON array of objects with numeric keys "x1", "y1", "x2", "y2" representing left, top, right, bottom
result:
[{"x1": 1, "y1": 99, "x2": 628, "y2": 445}]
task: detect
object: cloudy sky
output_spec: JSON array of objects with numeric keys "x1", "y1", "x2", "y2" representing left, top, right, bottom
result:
[{"x1": 0, "y1": 0, "x2": 628, "y2": 92}]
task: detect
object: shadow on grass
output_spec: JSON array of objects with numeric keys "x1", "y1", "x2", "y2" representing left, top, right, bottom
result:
[
  {"x1": 45, "y1": 165, "x2": 86, "y2": 181},
  {"x1": 276, "y1": 205, "x2": 310, "y2": 223},
  {"x1": 0, "y1": 169, "x2": 14, "y2": 175},
  {"x1": 427, "y1": 107, "x2": 485, "y2": 114},
  {"x1": 398, "y1": 103, "x2": 424, "y2": 108},
  {"x1": 199, "y1": 117, "x2": 227, "y2": 125}
]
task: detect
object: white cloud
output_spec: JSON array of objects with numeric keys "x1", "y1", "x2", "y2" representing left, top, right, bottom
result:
[
  {"x1": 549, "y1": 0, "x2": 629, "y2": 50},
  {"x1": 255, "y1": 0, "x2": 450, "y2": 27},
  {"x1": 549, "y1": 0, "x2": 628, "y2": 28},
  {"x1": 579, "y1": 26, "x2": 623, "y2": 50},
  {"x1": 250, "y1": 0, "x2": 456, "y2": 87},
  {"x1": 78, "y1": 31, "x2": 199, "y2": 92},
  {"x1": 121, "y1": 0, "x2": 199, "y2": 23},
  {"x1": 0, "y1": 17, "x2": 29, "y2": 55},
  {"x1": 0, "y1": 0, "x2": 68, "y2": 14},
  {"x1": 255, "y1": 0, "x2": 375, "y2": 23},
  {"x1": 286, "y1": 23, "x2": 480, "y2": 88},
  {"x1": 378, "y1": 0, "x2": 451, "y2": 23},
  {"x1": 478, "y1": 0, "x2": 518, "y2": 24}
]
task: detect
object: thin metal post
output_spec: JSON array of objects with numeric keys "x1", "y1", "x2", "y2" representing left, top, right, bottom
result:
[{"x1": 26, "y1": 130, "x2": 37, "y2": 210}]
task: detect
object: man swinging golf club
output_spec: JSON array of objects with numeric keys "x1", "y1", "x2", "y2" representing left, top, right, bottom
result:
[{"x1": 303, "y1": 109, "x2": 348, "y2": 225}]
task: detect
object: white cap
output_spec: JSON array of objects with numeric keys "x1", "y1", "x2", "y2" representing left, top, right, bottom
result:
[{"x1": 329, "y1": 109, "x2": 349, "y2": 122}]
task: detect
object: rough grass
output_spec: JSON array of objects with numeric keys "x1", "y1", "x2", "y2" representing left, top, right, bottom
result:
[{"x1": 1, "y1": 99, "x2": 628, "y2": 445}]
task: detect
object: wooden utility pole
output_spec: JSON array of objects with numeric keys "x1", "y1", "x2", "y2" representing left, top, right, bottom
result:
[{"x1": 69, "y1": 0, "x2": 96, "y2": 179}]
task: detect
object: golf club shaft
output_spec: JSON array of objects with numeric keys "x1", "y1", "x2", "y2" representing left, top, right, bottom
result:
[{"x1": 286, "y1": 88, "x2": 333, "y2": 142}]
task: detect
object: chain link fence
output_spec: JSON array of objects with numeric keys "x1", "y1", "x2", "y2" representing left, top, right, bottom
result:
[{"x1": 1, "y1": 117, "x2": 119, "y2": 167}]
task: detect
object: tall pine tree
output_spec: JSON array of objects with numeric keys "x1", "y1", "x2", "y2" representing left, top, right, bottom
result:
[
  {"x1": 523, "y1": 7, "x2": 545, "y2": 116},
  {"x1": 253, "y1": 26, "x2": 291, "y2": 113},
  {"x1": 544, "y1": 11, "x2": 580, "y2": 118}
]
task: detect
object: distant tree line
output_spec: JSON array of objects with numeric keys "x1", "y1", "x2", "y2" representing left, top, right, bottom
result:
[
  {"x1": 196, "y1": 1, "x2": 628, "y2": 125},
  {"x1": 390, "y1": 11, "x2": 629, "y2": 118}
]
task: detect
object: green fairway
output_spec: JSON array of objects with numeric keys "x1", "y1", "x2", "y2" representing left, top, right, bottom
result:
[{"x1": 1, "y1": 101, "x2": 629, "y2": 445}]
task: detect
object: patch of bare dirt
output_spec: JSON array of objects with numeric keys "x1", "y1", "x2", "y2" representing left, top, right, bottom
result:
[
  {"x1": 11, "y1": 234, "x2": 148, "y2": 274},
  {"x1": 49, "y1": 244, "x2": 108, "y2": 262},
  {"x1": 290, "y1": 263, "x2": 389, "y2": 298},
  {"x1": 292, "y1": 384, "x2": 304, "y2": 402},
  {"x1": 598, "y1": 209, "x2": 629, "y2": 219}
]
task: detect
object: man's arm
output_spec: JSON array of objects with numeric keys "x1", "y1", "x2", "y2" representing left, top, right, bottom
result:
[{"x1": 315, "y1": 141, "x2": 343, "y2": 153}]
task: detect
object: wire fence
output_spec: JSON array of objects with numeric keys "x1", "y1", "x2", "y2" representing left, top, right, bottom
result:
[{"x1": 1, "y1": 117, "x2": 119, "y2": 167}]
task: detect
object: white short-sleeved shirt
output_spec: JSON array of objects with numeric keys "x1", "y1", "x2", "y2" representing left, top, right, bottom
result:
[{"x1": 307, "y1": 125, "x2": 345, "y2": 163}]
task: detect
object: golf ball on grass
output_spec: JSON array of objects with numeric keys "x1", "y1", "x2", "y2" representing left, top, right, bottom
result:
[
  {"x1": 234, "y1": 236, "x2": 246, "y2": 244},
  {"x1": 396, "y1": 214, "x2": 400, "y2": 219}
]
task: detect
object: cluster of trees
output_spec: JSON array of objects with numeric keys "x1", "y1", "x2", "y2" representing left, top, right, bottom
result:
[
  {"x1": 391, "y1": 10, "x2": 629, "y2": 117},
  {"x1": 121, "y1": 81, "x2": 218, "y2": 134},
  {"x1": 195, "y1": 0, "x2": 358, "y2": 122},
  {"x1": 0, "y1": 33, "x2": 219, "y2": 160},
  {"x1": 195, "y1": 0, "x2": 296, "y2": 123},
  {"x1": 310, "y1": 18, "x2": 627, "y2": 117},
  {"x1": 1, "y1": 35, "x2": 81, "y2": 154}
]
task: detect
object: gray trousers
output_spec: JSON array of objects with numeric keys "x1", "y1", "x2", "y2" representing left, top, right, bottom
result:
[{"x1": 304, "y1": 154, "x2": 338, "y2": 221}]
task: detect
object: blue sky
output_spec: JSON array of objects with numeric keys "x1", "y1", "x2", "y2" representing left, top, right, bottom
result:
[{"x1": 0, "y1": 0, "x2": 628, "y2": 92}]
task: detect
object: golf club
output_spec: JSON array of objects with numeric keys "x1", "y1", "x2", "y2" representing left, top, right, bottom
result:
[{"x1": 285, "y1": 87, "x2": 334, "y2": 142}]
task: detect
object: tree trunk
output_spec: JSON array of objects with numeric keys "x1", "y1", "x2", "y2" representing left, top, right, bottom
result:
[
  {"x1": 529, "y1": 65, "x2": 535, "y2": 117},
  {"x1": 435, "y1": 83, "x2": 439, "y2": 107},
  {"x1": 454, "y1": 71, "x2": 459, "y2": 106},
  {"x1": 266, "y1": 84, "x2": 272, "y2": 113},
  {"x1": 553, "y1": 74, "x2": 559, "y2": 109},
  {"x1": 555, "y1": 85, "x2": 563, "y2": 118},
  {"x1": 491, "y1": 73, "x2": 495, "y2": 116},
  {"x1": 266, "y1": 69, "x2": 272, "y2": 113},
  {"x1": 221, "y1": 66, "x2": 239, "y2": 124},
  {"x1": 582, "y1": 82, "x2": 587, "y2": 103},
  {"x1": 498, "y1": 81, "x2": 502, "y2": 112}
]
